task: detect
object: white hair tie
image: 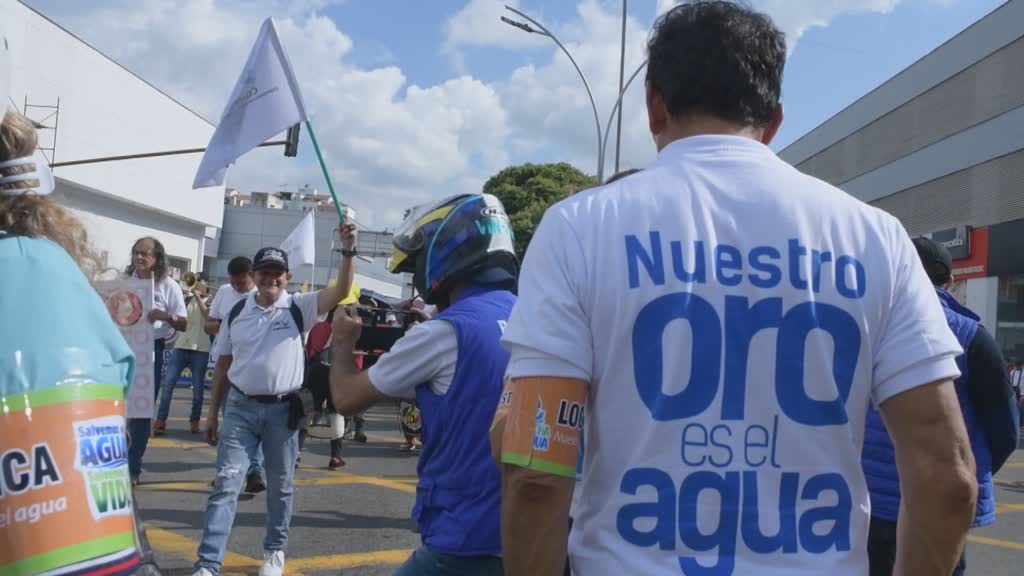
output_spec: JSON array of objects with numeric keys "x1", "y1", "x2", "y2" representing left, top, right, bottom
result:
[{"x1": 0, "y1": 150, "x2": 55, "y2": 196}]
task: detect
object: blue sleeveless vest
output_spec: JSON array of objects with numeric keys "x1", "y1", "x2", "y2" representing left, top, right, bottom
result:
[
  {"x1": 862, "y1": 288, "x2": 995, "y2": 527},
  {"x1": 412, "y1": 286, "x2": 516, "y2": 555}
]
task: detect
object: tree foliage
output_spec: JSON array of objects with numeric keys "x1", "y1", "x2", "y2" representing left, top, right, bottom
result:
[{"x1": 482, "y1": 163, "x2": 595, "y2": 256}]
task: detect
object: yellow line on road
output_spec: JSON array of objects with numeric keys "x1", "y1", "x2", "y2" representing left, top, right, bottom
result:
[
  {"x1": 290, "y1": 549, "x2": 413, "y2": 571},
  {"x1": 137, "y1": 472, "x2": 417, "y2": 494},
  {"x1": 995, "y1": 503, "x2": 1024, "y2": 513},
  {"x1": 1006, "y1": 462, "x2": 1024, "y2": 468},
  {"x1": 148, "y1": 437, "x2": 215, "y2": 451},
  {"x1": 144, "y1": 525, "x2": 261, "y2": 571},
  {"x1": 968, "y1": 535, "x2": 1024, "y2": 551}
]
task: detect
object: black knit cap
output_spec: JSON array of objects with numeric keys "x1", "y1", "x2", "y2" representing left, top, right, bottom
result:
[{"x1": 912, "y1": 236, "x2": 953, "y2": 286}]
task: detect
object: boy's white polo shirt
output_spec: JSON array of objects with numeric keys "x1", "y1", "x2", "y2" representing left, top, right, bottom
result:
[{"x1": 212, "y1": 290, "x2": 320, "y2": 396}]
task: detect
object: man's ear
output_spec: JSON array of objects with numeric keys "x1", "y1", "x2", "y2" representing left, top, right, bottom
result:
[
  {"x1": 761, "y1": 103, "x2": 784, "y2": 145},
  {"x1": 646, "y1": 81, "x2": 669, "y2": 141},
  {"x1": 286, "y1": 271, "x2": 294, "y2": 283}
]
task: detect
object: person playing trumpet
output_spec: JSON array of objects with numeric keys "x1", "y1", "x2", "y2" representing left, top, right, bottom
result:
[{"x1": 154, "y1": 272, "x2": 212, "y2": 436}]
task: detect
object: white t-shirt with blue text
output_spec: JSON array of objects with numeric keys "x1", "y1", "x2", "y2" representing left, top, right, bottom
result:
[{"x1": 501, "y1": 135, "x2": 962, "y2": 576}]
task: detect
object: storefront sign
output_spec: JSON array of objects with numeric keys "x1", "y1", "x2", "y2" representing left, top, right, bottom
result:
[
  {"x1": 930, "y1": 226, "x2": 971, "y2": 260},
  {"x1": 950, "y1": 227, "x2": 988, "y2": 280}
]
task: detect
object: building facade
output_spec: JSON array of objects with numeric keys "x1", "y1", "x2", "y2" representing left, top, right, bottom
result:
[
  {"x1": 4, "y1": 0, "x2": 224, "y2": 278},
  {"x1": 779, "y1": 0, "x2": 1024, "y2": 361},
  {"x1": 210, "y1": 198, "x2": 409, "y2": 299}
]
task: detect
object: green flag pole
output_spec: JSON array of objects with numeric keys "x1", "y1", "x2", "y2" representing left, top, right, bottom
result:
[{"x1": 304, "y1": 119, "x2": 346, "y2": 225}]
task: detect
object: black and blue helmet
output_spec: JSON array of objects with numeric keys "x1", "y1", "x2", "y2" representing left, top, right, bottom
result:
[{"x1": 388, "y1": 194, "x2": 518, "y2": 305}]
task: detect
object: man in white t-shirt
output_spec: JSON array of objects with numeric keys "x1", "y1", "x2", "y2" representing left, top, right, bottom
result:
[
  {"x1": 492, "y1": 3, "x2": 977, "y2": 575},
  {"x1": 205, "y1": 256, "x2": 264, "y2": 493}
]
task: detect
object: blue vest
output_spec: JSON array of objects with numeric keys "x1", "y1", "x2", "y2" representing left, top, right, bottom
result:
[
  {"x1": 861, "y1": 288, "x2": 995, "y2": 527},
  {"x1": 412, "y1": 286, "x2": 516, "y2": 556}
]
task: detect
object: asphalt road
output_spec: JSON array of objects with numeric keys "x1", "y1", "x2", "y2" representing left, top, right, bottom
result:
[{"x1": 136, "y1": 391, "x2": 1024, "y2": 575}]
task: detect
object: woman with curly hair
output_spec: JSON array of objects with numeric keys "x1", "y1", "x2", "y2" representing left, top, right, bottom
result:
[{"x1": 0, "y1": 107, "x2": 142, "y2": 574}]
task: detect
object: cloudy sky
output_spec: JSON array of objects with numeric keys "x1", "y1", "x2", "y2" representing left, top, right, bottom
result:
[{"x1": 25, "y1": 0, "x2": 1005, "y2": 229}]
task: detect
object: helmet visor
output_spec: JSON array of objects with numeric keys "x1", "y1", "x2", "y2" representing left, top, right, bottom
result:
[{"x1": 392, "y1": 194, "x2": 470, "y2": 253}]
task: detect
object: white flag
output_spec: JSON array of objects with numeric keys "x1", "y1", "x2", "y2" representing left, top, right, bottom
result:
[
  {"x1": 280, "y1": 210, "x2": 315, "y2": 266},
  {"x1": 193, "y1": 18, "x2": 307, "y2": 189}
]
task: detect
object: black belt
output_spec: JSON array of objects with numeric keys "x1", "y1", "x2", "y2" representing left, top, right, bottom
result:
[{"x1": 231, "y1": 384, "x2": 296, "y2": 404}]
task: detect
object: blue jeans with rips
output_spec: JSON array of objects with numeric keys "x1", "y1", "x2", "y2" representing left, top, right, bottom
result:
[{"x1": 195, "y1": 388, "x2": 299, "y2": 575}]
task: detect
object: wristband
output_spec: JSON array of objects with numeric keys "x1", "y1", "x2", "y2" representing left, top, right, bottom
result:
[{"x1": 341, "y1": 249, "x2": 358, "y2": 258}]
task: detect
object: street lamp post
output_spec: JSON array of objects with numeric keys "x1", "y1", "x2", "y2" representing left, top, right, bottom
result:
[
  {"x1": 501, "y1": 6, "x2": 605, "y2": 182},
  {"x1": 502, "y1": 5, "x2": 647, "y2": 184}
]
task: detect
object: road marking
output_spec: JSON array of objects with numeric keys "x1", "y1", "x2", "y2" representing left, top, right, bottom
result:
[
  {"x1": 995, "y1": 503, "x2": 1024, "y2": 513},
  {"x1": 144, "y1": 525, "x2": 261, "y2": 571},
  {"x1": 145, "y1": 525, "x2": 412, "y2": 575},
  {"x1": 968, "y1": 535, "x2": 1024, "y2": 551},
  {"x1": 1006, "y1": 462, "x2": 1024, "y2": 468},
  {"x1": 289, "y1": 549, "x2": 414, "y2": 571},
  {"x1": 137, "y1": 472, "x2": 417, "y2": 494},
  {"x1": 148, "y1": 437, "x2": 215, "y2": 452}
]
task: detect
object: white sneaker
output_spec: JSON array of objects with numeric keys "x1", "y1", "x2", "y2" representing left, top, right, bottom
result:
[
  {"x1": 258, "y1": 550, "x2": 285, "y2": 576},
  {"x1": 192, "y1": 569, "x2": 214, "y2": 576}
]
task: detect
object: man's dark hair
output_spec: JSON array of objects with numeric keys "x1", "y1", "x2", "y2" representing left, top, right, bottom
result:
[
  {"x1": 125, "y1": 236, "x2": 168, "y2": 280},
  {"x1": 912, "y1": 237, "x2": 953, "y2": 287},
  {"x1": 227, "y1": 256, "x2": 253, "y2": 276},
  {"x1": 646, "y1": 1, "x2": 786, "y2": 127}
]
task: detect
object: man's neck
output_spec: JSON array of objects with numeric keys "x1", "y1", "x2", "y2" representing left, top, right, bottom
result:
[
  {"x1": 255, "y1": 291, "x2": 282, "y2": 308},
  {"x1": 654, "y1": 115, "x2": 765, "y2": 152}
]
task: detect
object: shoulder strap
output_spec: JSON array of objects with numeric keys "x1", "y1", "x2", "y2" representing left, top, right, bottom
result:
[
  {"x1": 227, "y1": 298, "x2": 246, "y2": 328},
  {"x1": 290, "y1": 300, "x2": 305, "y2": 347}
]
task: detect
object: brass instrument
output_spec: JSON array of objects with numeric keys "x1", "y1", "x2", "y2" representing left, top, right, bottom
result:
[{"x1": 179, "y1": 271, "x2": 198, "y2": 292}]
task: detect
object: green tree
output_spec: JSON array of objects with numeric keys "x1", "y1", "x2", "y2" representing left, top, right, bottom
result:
[{"x1": 483, "y1": 163, "x2": 595, "y2": 255}]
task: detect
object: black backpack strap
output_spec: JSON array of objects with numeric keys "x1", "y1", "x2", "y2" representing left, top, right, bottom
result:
[
  {"x1": 290, "y1": 300, "x2": 305, "y2": 347},
  {"x1": 227, "y1": 298, "x2": 247, "y2": 329}
]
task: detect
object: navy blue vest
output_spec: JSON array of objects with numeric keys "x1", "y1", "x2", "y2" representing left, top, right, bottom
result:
[
  {"x1": 862, "y1": 288, "x2": 995, "y2": 526},
  {"x1": 412, "y1": 286, "x2": 516, "y2": 555}
]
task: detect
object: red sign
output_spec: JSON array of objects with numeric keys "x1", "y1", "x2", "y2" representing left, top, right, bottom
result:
[{"x1": 952, "y1": 227, "x2": 988, "y2": 280}]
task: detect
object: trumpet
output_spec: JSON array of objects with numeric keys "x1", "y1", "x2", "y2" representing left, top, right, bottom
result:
[{"x1": 180, "y1": 271, "x2": 198, "y2": 292}]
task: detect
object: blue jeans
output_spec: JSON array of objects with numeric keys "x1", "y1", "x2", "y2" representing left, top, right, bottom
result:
[
  {"x1": 217, "y1": 393, "x2": 264, "y2": 477},
  {"x1": 195, "y1": 388, "x2": 299, "y2": 574},
  {"x1": 128, "y1": 339, "x2": 165, "y2": 479},
  {"x1": 157, "y1": 348, "x2": 210, "y2": 422},
  {"x1": 394, "y1": 546, "x2": 503, "y2": 576}
]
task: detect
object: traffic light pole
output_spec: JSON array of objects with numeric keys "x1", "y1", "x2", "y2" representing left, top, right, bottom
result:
[{"x1": 48, "y1": 124, "x2": 301, "y2": 168}]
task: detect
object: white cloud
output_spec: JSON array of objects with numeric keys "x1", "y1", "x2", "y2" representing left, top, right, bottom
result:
[
  {"x1": 33, "y1": 0, "x2": 509, "y2": 229},
  {"x1": 443, "y1": 0, "x2": 547, "y2": 52},
  {"x1": 29, "y1": 0, "x2": 959, "y2": 228}
]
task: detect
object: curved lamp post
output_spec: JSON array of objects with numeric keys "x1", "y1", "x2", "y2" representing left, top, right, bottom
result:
[
  {"x1": 501, "y1": 6, "x2": 604, "y2": 182},
  {"x1": 502, "y1": 6, "x2": 647, "y2": 183}
]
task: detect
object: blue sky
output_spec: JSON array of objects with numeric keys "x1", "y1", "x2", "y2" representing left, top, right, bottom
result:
[{"x1": 24, "y1": 0, "x2": 1008, "y2": 227}]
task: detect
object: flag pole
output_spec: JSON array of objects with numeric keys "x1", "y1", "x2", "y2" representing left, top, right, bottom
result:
[{"x1": 304, "y1": 120, "x2": 346, "y2": 225}]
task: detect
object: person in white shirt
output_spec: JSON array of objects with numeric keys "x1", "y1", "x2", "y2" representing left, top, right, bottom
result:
[
  {"x1": 205, "y1": 256, "x2": 265, "y2": 493},
  {"x1": 154, "y1": 275, "x2": 212, "y2": 436},
  {"x1": 126, "y1": 236, "x2": 187, "y2": 486},
  {"x1": 492, "y1": 3, "x2": 977, "y2": 575},
  {"x1": 193, "y1": 225, "x2": 356, "y2": 576}
]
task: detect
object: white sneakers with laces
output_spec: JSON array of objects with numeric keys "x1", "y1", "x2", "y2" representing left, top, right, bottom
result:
[
  {"x1": 259, "y1": 550, "x2": 286, "y2": 576},
  {"x1": 191, "y1": 550, "x2": 283, "y2": 576}
]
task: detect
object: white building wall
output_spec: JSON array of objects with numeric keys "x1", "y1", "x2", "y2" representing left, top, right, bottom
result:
[
  {"x1": 3, "y1": 0, "x2": 223, "y2": 272},
  {"x1": 966, "y1": 276, "x2": 1000, "y2": 333}
]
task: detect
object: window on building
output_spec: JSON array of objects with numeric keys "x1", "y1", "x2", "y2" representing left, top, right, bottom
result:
[{"x1": 996, "y1": 275, "x2": 1024, "y2": 362}]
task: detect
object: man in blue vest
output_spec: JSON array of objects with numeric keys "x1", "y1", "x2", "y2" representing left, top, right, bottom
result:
[
  {"x1": 863, "y1": 236, "x2": 1020, "y2": 576},
  {"x1": 328, "y1": 193, "x2": 518, "y2": 576}
]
